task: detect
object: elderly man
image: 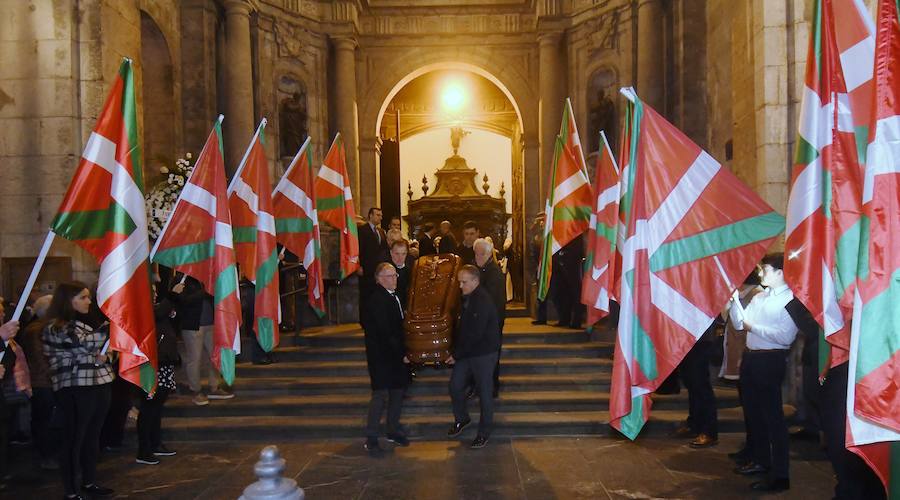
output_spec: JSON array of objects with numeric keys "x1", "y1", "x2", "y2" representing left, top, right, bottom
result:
[
  {"x1": 474, "y1": 238, "x2": 506, "y2": 396},
  {"x1": 361, "y1": 262, "x2": 411, "y2": 456},
  {"x1": 386, "y1": 239, "x2": 413, "y2": 309},
  {"x1": 437, "y1": 220, "x2": 458, "y2": 254},
  {"x1": 446, "y1": 265, "x2": 501, "y2": 449},
  {"x1": 456, "y1": 220, "x2": 479, "y2": 265}
]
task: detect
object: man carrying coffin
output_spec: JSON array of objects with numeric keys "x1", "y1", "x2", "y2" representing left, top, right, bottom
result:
[
  {"x1": 446, "y1": 265, "x2": 501, "y2": 449},
  {"x1": 361, "y1": 262, "x2": 411, "y2": 456}
]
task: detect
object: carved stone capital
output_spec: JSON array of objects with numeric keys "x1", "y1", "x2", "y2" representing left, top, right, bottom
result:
[
  {"x1": 332, "y1": 36, "x2": 358, "y2": 51},
  {"x1": 223, "y1": 0, "x2": 255, "y2": 17}
]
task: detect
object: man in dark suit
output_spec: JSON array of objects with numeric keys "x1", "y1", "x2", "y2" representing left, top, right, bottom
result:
[
  {"x1": 361, "y1": 262, "x2": 410, "y2": 456},
  {"x1": 437, "y1": 220, "x2": 458, "y2": 254},
  {"x1": 358, "y1": 207, "x2": 388, "y2": 308},
  {"x1": 446, "y1": 265, "x2": 501, "y2": 449},
  {"x1": 551, "y1": 234, "x2": 585, "y2": 329},
  {"x1": 417, "y1": 222, "x2": 438, "y2": 256},
  {"x1": 474, "y1": 238, "x2": 506, "y2": 396},
  {"x1": 455, "y1": 220, "x2": 479, "y2": 265}
]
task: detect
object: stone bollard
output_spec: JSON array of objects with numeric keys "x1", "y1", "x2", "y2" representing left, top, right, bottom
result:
[{"x1": 239, "y1": 445, "x2": 305, "y2": 500}]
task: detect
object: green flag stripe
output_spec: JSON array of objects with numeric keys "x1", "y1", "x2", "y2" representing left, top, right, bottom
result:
[
  {"x1": 890, "y1": 442, "x2": 900, "y2": 499},
  {"x1": 219, "y1": 347, "x2": 236, "y2": 386},
  {"x1": 834, "y1": 219, "x2": 862, "y2": 299},
  {"x1": 214, "y1": 264, "x2": 239, "y2": 305},
  {"x1": 854, "y1": 269, "x2": 900, "y2": 379},
  {"x1": 152, "y1": 239, "x2": 215, "y2": 266},
  {"x1": 275, "y1": 217, "x2": 314, "y2": 234},
  {"x1": 618, "y1": 395, "x2": 645, "y2": 440},
  {"x1": 52, "y1": 203, "x2": 137, "y2": 240},
  {"x1": 794, "y1": 135, "x2": 820, "y2": 166},
  {"x1": 317, "y1": 195, "x2": 345, "y2": 211},
  {"x1": 257, "y1": 317, "x2": 275, "y2": 352},
  {"x1": 857, "y1": 215, "x2": 871, "y2": 281},
  {"x1": 233, "y1": 226, "x2": 257, "y2": 243},
  {"x1": 121, "y1": 61, "x2": 143, "y2": 189},
  {"x1": 649, "y1": 212, "x2": 786, "y2": 273},
  {"x1": 595, "y1": 222, "x2": 617, "y2": 250},
  {"x1": 138, "y1": 362, "x2": 155, "y2": 393},
  {"x1": 854, "y1": 125, "x2": 869, "y2": 164},
  {"x1": 553, "y1": 205, "x2": 592, "y2": 222},
  {"x1": 633, "y1": 316, "x2": 658, "y2": 381},
  {"x1": 255, "y1": 250, "x2": 280, "y2": 291}
]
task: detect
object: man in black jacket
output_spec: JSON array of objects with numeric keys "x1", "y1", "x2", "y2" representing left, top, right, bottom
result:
[
  {"x1": 446, "y1": 265, "x2": 501, "y2": 449},
  {"x1": 358, "y1": 207, "x2": 389, "y2": 307},
  {"x1": 455, "y1": 220, "x2": 479, "y2": 265},
  {"x1": 437, "y1": 220, "x2": 458, "y2": 254},
  {"x1": 474, "y1": 238, "x2": 506, "y2": 396},
  {"x1": 361, "y1": 262, "x2": 410, "y2": 456},
  {"x1": 417, "y1": 223, "x2": 438, "y2": 256}
]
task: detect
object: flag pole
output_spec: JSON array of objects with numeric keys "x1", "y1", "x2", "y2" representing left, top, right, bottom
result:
[
  {"x1": 227, "y1": 117, "x2": 268, "y2": 196},
  {"x1": 150, "y1": 114, "x2": 225, "y2": 261},
  {"x1": 11, "y1": 231, "x2": 56, "y2": 322}
]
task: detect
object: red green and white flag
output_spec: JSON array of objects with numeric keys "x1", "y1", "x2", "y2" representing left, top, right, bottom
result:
[
  {"x1": 581, "y1": 130, "x2": 621, "y2": 324},
  {"x1": 537, "y1": 98, "x2": 594, "y2": 301},
  {"x1": 50, "y1": 58, "x2": 157, "y2": 392},
  {"x1": 609, "y1": 88, "x2": 785, "y2": 440},
  {"x1": 150, "y1": 117, "x2": 243, "y2": 385},
  {"x1": 273, "y1": 137, "x2": 326, "y2": 317},
  {"x1": 228, "y1": 119, "x2": 281, "y2": 352},
  {"x1": 314, "y1": 133, "x2": 360, "y2": 279},
  {"x1": 846, "y1": 0, "x2": 900, "y2": 496},
  {"x1": 784, "y1": 0, "x2": 875, "y2": 374}
]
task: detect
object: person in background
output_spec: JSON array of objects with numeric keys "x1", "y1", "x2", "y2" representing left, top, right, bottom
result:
[
  {"x1": 417, "y1": 223, "x2": 438, "y2": 257},
  {"x1": 0, "y1": 309, "x2": 21, "y2": 492},
  {"x1": 473, "y1": 238, "x2": 506, "y2": 397},
  {"x1": 43, "y1": 282, "x2": 115, "y2": 499},
  {"x1": 673, "y1": 317, "x2": 724, "y2": 448},
  {"x1": 179, "y1": 276, "x2": 233, "y2": 403},
  {"x1": 456, "y1": 220, "x2": 479, "y2": 265},
  {"x1": 135, "y1": 283, "x2": 180, "y2": 465},
  {"x1": 19, "y1": 294, "x2": 58, "y2": 470},
  {"x1": 388, "y1": 215, "x2": 402, "y2": 233},
  {"x1": 386, "y1": 239, "x2": 413, "y2": 309},
  {"x1": 437, "y1": 220, "x2": 458, "y2": 254},
  {"x1": 358, "y1": 207, "x2": 389, "y2": 308}
]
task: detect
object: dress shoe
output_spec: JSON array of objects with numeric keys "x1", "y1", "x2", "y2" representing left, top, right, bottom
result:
[
  {"x1": 386, "y1": 433, "x2": 410, "y2": 447},
  {"x1": 153, "y1": 444, "x2": 177, "y2": 456},
  {"x1": 471, "y1": 435, "x2": 489, "y2": 449},
  {"x1": 81, "y1": 484, "x2": 114, "y2": 497},
  {"x1": 751, "y1": 478, "x2": 790, "y2": 492},
  {"x1": 447, "y1": 418, "x2": 471, "y2": 437},
  {"x1": 734, "y1": 463, "x2": 769, "y2": 476},
  {"x1": 689, "y1": 433, "x2": 718, "y2": 448}
]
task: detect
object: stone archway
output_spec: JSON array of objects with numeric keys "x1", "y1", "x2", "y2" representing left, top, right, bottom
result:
[{"x1": 140, "y1": 12, "x2": 176, "y2": 184}]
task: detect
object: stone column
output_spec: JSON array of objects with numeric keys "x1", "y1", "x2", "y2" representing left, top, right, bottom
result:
[
  {"x1": 223, "y1": 0, "x2": 255, "y2": 173},
  {"x1": 332, "y1": 36, "x2": 361, "y2": 209},
  {"x1": 538, "y1": 31, "x2": 566, "y2": 203},
  {"x1": 636, "y1": 0, "x2": 665, "y2": 109},
  {"x1": 358, "y1": 134, "x2": 379, "y2": 211}
]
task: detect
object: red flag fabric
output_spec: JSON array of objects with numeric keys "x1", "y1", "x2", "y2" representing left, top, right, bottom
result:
[{"x1": 315, "y1": 133, "x2": 360, "y2": 279}]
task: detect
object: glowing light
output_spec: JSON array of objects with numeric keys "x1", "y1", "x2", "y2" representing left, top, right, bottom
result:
[
  {"x1": 441, "y1": 82, "x2": 466, "y2": 114},
  {"x1": 787, "y1": 248, "x2": 803, "y2": 260}
]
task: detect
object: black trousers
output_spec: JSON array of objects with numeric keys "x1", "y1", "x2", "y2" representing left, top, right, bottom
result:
[
  {"x1": 681, "y1": 340, "x2": 718, "y2": 438},
  {"x1": 449, "y1": 352, "x2": 498, "y2": 438},
  {"x1": 741, "y1": 350, "x2": 790, "y2": 479},
  {"x1": 137, "y1": 388, "x2": 170, "y2": 457},
  {"x1": 366, "y1": 388, "x2": 405, "y2": 438},
  {"x1": 821, "y1": 362, "x2": 886, "y2": 500},
  {"x1": 100, "y1": 376, "x2": 134, "y2": 448},
  {"x1": 56, "y1": 384, "x2": 112, "y2": 496},
  {"x1": 550, "y1": 274, "x2": 583, "y2": 327},
  {"x1": 30, "y1": 386, "x2": 59, "y2": 459},
  {"x1": 0, "y1": 390, "x2": 7, "y2": 478}
]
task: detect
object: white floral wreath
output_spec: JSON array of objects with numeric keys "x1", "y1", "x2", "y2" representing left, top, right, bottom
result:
[{"x1": 145, "y1": 153, "x2": 194, "y2": 241}]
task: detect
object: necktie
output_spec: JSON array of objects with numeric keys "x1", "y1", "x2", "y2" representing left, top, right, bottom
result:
[
  {"x1": 374, "y1": 226, "x2": 381, "y2": 244},
  {"x1": 389, "y1": 291, "x2": 403, "y2": 319}
]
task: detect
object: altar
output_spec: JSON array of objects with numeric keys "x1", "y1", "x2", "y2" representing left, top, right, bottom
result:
[{"x1": 404, "y1": 127, "x2": 511, "y2": 246}]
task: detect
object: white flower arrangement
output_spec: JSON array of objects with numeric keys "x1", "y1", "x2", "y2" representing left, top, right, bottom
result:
[{"x1": 145, "y1": 154, "x2": 195, "y2": 241}]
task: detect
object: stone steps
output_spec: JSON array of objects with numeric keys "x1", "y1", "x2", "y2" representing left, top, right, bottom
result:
[{"x1": 273, "y1": 342, "x2": 612, "y2": 362}]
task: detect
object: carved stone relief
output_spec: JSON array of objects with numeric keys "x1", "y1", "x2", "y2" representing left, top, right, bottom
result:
[{"x1": 277, "y1": 75, "x2": 308, "y2": 157}]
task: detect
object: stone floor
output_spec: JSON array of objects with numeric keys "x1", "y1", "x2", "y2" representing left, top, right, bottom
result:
[{"x1": 8, "y1": 433, "x2": 835, "y2": 499}]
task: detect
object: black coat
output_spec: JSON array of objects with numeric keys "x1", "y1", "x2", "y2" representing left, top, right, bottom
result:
[
  {"x1": 361, "y1": 285, "x2": 409, "y2": 390},
  {"x1": 358, "y1": 223, "x2": 388, "y2": 277},
  {"x1": 418, "y1": 234, "x2": 437, "y2": 256},
  {"x1": 154, "y1": 298, "x2": 180, "y2": 366},
  {"x1": 453, "y1": 285, "x2": 501, "y2": 359},
  {"x1": 478, "y1": 258, "x2": 506, "y2": 328},
  {"x1": 456, "y1": 244, "x2": 475, "y2": 265},
  {"x1": 438, "y1": 233, "x2": 458, "y2": 254},
  {"x1": 176, "y1": 276, "x2": 213, "y2": 331}
]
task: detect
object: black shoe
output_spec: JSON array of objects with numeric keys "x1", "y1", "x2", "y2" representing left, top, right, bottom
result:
[
  {"x1": 136, "y1": 454, "x2": 160, "y2": 465},
  {"x1": 471, "y1": 435, "x2": 488, "y2": 449},
  {"x1": 63, "y1": 495, "x2": 86, "y2": 500},
  {"x1": 364, "y1": 438, "x2": 384, "y2": 457},
  {"x1": 734, "y1": 463, "x2": 769, "y2": 476},
  {"x1": 153, "y1": 445, "x2": 177, "y2": 456},
  {"x1": 386, "y1": 433, "x2": 410, "y2": 447},
  {"x1": 81, "y1": 484, "x2": 114, "y2": 496},
  {"x1": 531, "y1": 320, "x2": 546, "y2": 325},
  {"x1": 750, "y1": 478, "x2": 790, "y2": 492},
  {"x1": 447, "y1": 419, "x2": 471, "y2": 437}
]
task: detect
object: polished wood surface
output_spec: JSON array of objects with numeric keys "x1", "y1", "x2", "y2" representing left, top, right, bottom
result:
[{"x1": 403, "y1": 253, "x2": 462, "y2": 365}]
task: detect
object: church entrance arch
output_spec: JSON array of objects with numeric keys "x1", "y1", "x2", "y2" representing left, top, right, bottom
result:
[{"x1": 374, "y1": 63, "x2": 527, "y2": 303}]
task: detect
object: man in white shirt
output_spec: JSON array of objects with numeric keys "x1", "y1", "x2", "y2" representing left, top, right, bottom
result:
[{"x1": 729, "y1": 253, "x2": 798, "y2": 492}]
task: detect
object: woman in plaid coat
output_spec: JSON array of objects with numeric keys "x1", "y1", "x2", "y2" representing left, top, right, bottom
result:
[{"x1": 42, "y1": 282, "x2": 115, "y2": 500}]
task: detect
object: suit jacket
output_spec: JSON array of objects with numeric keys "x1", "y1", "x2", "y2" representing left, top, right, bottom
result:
[
  {"x1": 438, "y1": 233, "x2": 458, "y2": 254},
  {"x1": 418, "y1": 233, "x2": 437, "y2": 256},
  {"x1": 456, "y1": 244, "x2": 475, "y2": 265},
  {"x1": 478, "y1": 258, "x2": 506, "y2": 328},
  {"x1": 453, "y1": 285, "x2": 501, "y2": 359},
  {"x1": 361, "y1": 285, "x2": 409, "y2": 390},
  {"x1": 358, "y1": 223, "x2": 388, "y2": 277}
]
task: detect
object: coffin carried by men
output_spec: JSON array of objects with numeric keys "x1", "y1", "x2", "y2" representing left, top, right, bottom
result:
[{"x1": 403, "y1": 253, "x2": 462, "y2": 365}]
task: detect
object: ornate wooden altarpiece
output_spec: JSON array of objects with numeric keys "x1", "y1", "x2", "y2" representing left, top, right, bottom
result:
[{"x1": 404, "y1": 127, "x2": 510, "y2": 245}]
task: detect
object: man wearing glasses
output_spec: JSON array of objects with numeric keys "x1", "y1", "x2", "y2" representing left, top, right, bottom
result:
[
  {"x1": 361, "y1": 262, "x2": 411, "y2": 456},
  {"x1": 729, "y1": 253, "x2": 799, "y2": 492}
]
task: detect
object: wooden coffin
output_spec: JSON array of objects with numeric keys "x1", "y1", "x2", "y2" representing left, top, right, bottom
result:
[{"x1": 403, "y1": 253, "x2": 462, "y2": 365}]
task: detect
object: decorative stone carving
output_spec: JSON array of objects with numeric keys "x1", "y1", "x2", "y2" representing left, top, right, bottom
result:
[
  {"x1": 587, "y1": 6, "x2": 624, "y2": 53},
  {"x1": 359, "y1": 14, "x2": 526, "y2": 35},
  {"x1": 273, "y1": 21, "x2": 304, "y2": 59},
  {"x1": 278, "y1": 78, "x2": 308, "y2": 157},
  {"x1": 587, "y1": 69, "x2": 618, "y2": 154}
]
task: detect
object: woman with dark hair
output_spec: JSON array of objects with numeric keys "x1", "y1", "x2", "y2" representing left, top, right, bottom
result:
[{"x1": 42, "y1": 282, "x2": 115, "y2": 500}]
